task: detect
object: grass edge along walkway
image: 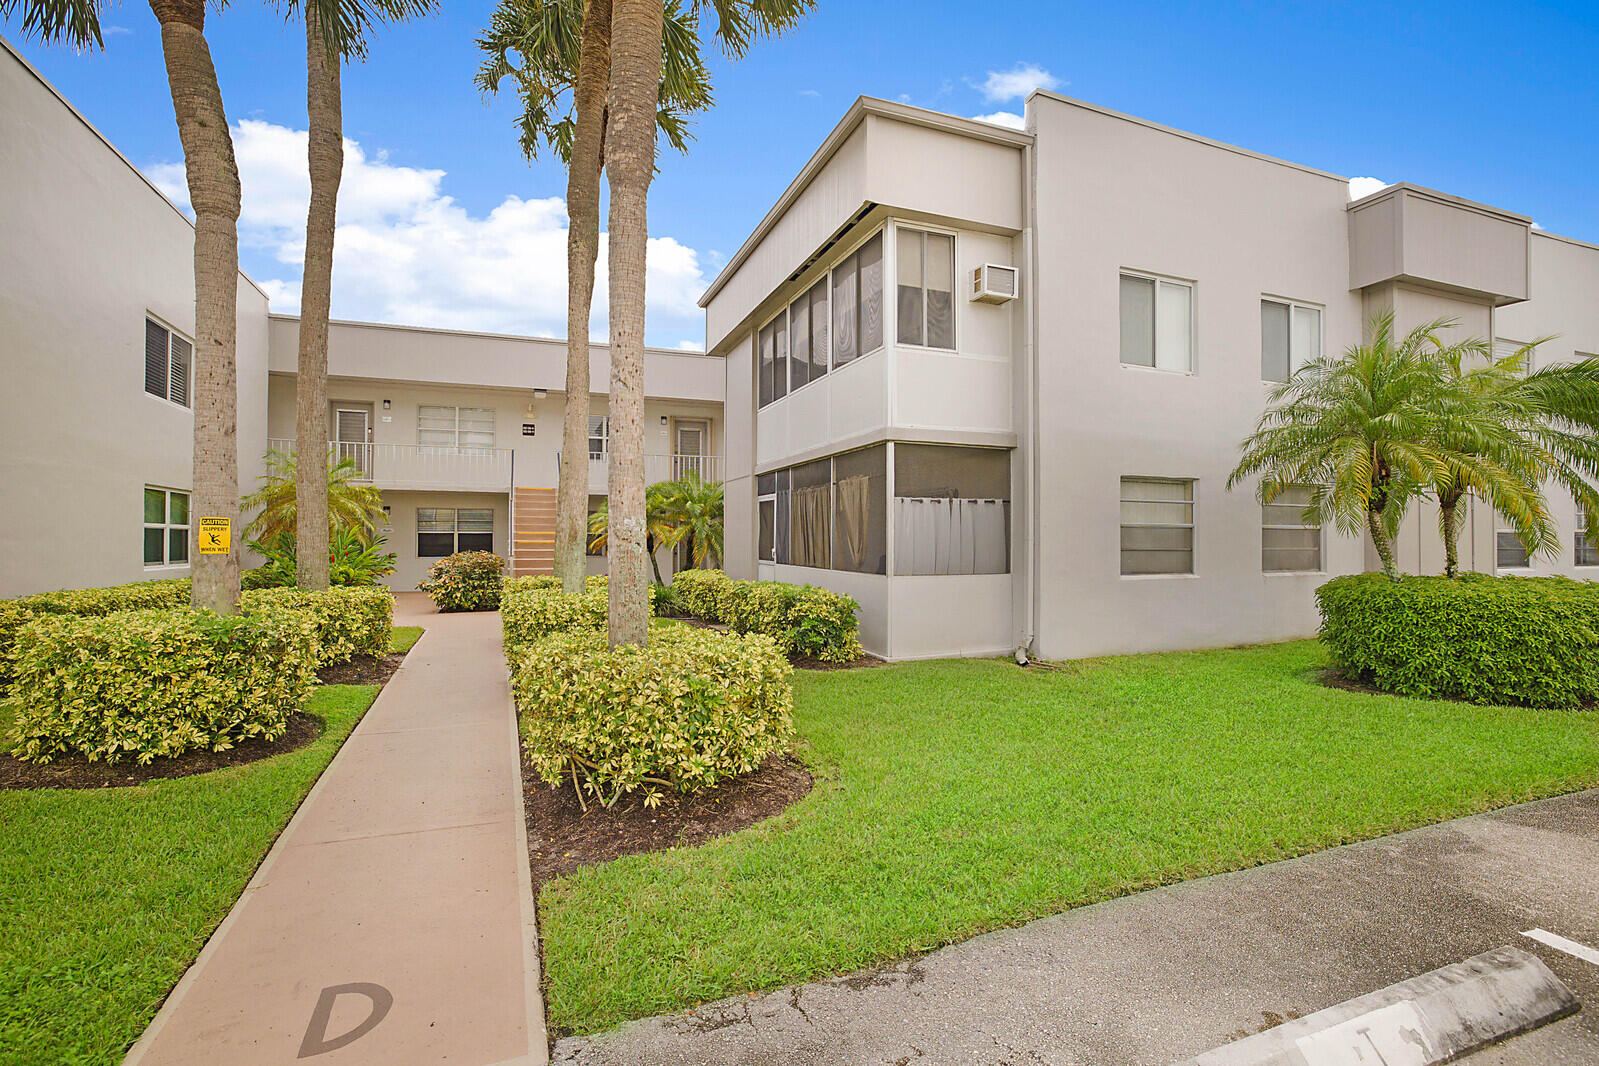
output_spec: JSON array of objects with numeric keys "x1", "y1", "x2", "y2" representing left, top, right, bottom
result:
[
  {"x1": 537, "y1": 639, "x2": 1599, "y2": 1037},
  {"x1": 0, "y1": 684, "x2": 383, "y2": 1066}
]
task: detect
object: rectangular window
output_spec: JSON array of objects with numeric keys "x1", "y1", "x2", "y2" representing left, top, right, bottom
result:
[
  {"x1": 789, "y1": 294, "x2": 810, "y2": 392},
  {"x1": 1261, "y1": 299, "x2": 1322, "y2": 382},
  {"x1": 757, "y1": 472, "x2": 777, "y2": 562},
  {"x1": 144, "y1": 318, "x2": 193, "y2": 407},
  {"x1": 829, "y1": 230, "x2": 885, "y2": 370},
  {"x1": 859, "y1": 231, "x2": 884, "y2": 355},
  {"x1": 832, "y1": 444, "x2": 887, "y2": 574},
  {"x1": 894, "y1": 445, "x2": 1010, "y2": 575},
  {"x1": 587, "y1": 415, "x2": 609, "y2": 457},
  {"x1": 831, "y1": 250, "x2": 858, "y2": 368},
  {"x1": 1121, "y1": 477, "x2": 1194, "y2": 575},
  {"x1": 143, "y1": 486, "x2": 190, "y2": 567},
  {"x1": 758, "y1": 323, "x2": 775, "y2": 407},
  {"x1": 1261, "y1": 485, "x2": 1322, "y2": 572},
  {"x1": 896, "y1": 227, "x2": 956, "y2": 349},
  {"x1": 773, "y1": 307, "x2": 789, "y2": 402},
  {"x1": 808, "y1": 280, "x2": 829, "y2": 382},
  {"x1": 774, "y1": 468, "x2": 791, "y2": 565},
  {"x1": 1496, "y1": 515, "x2": 1530, "y2": 570},
  {"x1": 1120, "y1": 273, "x2": 1192, "y2": 372},
  {"x1": 786, "y1": 459, "x2": 831, "y2": 568},
  {"x1": 417, "y1": 507, "x2": 495, "y2": 557},
  {"x1": 418, "y1": 405, "x2": 495, "y2": 449},
  {"x1": 1577, "y1": 502, "x2": 1598, "y2": 567}
]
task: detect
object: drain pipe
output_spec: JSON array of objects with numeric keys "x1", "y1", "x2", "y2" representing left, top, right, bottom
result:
[{"x1": 1017, "y1": 120, "x2": 1042, "y2": 664}]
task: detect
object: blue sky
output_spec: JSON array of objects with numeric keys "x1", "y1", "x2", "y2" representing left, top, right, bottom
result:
[{"x1": 6, "y1": 1, "x2": 1597, "y2": 348}]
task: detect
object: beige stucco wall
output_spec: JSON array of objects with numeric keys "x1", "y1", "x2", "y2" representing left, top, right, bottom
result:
[{"x1": 0, "y1": 41, "x2": 269, "y2": 598}]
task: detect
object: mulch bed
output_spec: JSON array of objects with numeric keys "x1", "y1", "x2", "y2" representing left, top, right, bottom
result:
[
  {"x1": 317, "y1": 652, "x2": 407, "y2": 686},
  {"x1": 522, "y1": 753, "x2": 813, "y2": 886},
  {"x1": 0, "y1": 712, "x2": 325, "y2": 791}
]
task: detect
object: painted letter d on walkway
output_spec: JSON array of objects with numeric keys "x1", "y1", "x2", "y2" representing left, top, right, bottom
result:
[{"x1": 297, "y1": 982, "x2": 394, "y2": 1058}]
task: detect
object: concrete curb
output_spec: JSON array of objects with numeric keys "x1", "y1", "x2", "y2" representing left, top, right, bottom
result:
[{"x1": 1173, "y1": 945, "x2": 1578, "y2": 1066}]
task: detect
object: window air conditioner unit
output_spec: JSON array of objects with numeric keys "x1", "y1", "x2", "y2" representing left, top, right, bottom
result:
[{"x1": 970, "y1": 264, "x2": 1018, "y2": 304}]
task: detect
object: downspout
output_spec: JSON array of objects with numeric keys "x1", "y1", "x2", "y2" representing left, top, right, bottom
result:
[{"x1": 1021, "y1": 127, "x2": 1042, "y2": 660}]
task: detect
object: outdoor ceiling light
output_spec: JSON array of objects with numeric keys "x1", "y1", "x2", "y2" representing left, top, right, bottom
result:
[
  {"x1": 533, "y1": 389, "x2": 548, "y2": 400},
  {"x1": 382, "y1": 399, "x2": 391, "y2": 409}
]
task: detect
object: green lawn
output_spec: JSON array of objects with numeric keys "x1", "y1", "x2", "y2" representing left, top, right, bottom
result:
[
  {"x1": 0, "y1": 684, "x2": 381, "y2": 1065},
  {"x1": 539, "y1": 640, "x2": 1599, "y2": 1036},
  {"x1": 390, "y1": 624, "x2": 425, "y2": 654}
]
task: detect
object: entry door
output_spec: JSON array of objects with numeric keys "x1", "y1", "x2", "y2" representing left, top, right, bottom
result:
[
  {"x1": 335, "y1": 408, "x2": 372, "y2": 477},
  {"x1": 674, "y1": 420, "x2": 708, "y2": 480}
]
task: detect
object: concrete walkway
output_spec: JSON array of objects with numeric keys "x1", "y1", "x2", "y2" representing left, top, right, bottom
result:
[
  {"x1": 125, "y1": 597, "x2": 547, "y2": 1066},
  {"x1": 555, "y1": 789, "x2": 1599, "y2": 1065}
]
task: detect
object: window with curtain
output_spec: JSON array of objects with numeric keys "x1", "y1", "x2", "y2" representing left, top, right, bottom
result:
[
  {"x1": 773, "y1": 308, "x2": 789, "y2": 402},
  {"x1": 832, "y1": 444, "x2": 887, "y2": 574},
  {"x1": 1261, "y1": 299, "x2": 1322, "y2": 382},
  {"x1": 1496, "y1": 514, "x2": 1530, "y2": 569},
  {"x1": 757, "y1": 472, "x2": 776, "y2": 562},
  {"x1": 418, "y1": 507, "x2": 494, "y2": 557},
  {"x1": 829, "y1": 230, "x2": 884, "y2": 370},
  {"x1": 789, "y1": 292, "x2": 810, "y2": 392},
  {"x1": 774, "y1": 468, "x2": 791, "y2": 564},
  {"x1": 808, "y1": 279, "x2": 829, "y2": 382},
  {"x1": 896, "y1": 228, "x2": 955, "y2": 349},
  {"x1": 587, "y1": 415, "x2": 609, "y2": 457},
  {"x1": 419, "y1": 405, "x2": 495, "y2": 449},
  {"x1": 1119, "y1": 273, "x2": 1192, "y2": 372},
  {"x1": 758, "y1": 322, "x2": 775, "y2": 407},
  {"x1": 893, "y1": 445, "x2": 1010, "y2": 575},
  {"x1": 144, "y1": 486, "x2": 190, "y2": 567},
  {"x1": 1577, "y1": 502, "x2": 1598, "y2": 566},
  {"x1": 1120, "y1": 477, "x2": 1194, "y2": 574},
  {"x1": 786, "y1": 459, "x2": 831, "y2": 568},
  {"x1": 1261, "y1": 485, "x2": 1322, "y2": 572}
]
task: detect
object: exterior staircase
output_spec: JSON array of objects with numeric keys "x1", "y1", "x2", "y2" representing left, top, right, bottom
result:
[{"x1": 510, "y1": 486, "x2": 557, "y2": 577}]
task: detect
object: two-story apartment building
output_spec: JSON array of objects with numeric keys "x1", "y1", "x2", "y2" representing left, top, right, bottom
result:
[
  {"x1": 0, "y1": 37, "x2": 723, "y2": 598},
  {"x1": 703, "y1": 94, "x2": 1599, "y2": 661}
]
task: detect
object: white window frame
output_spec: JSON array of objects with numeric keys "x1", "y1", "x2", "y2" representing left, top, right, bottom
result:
[
  {"x1": 1260, "y1": 485, "x2": 1324, "y2": 574},
  {"x1": 757, "y1": 490, "x2": 777, "y2": 563},
  {"x1": 144, "y1": 485, "x2": 191, "y2": 569},
  {"x1": 1119, "y1": 271, "x2": 1195, "y2": 374},
  {"x1": 1119, "y1": 476, "x2": 1196, "y2": 576},
  {"x1": 1495, "y1": 513, "x2": 1532, "y2": 571},
  {"x1": 893, "y1": 222, "x2": 958, "y2": 352},
  {"x1": 144, "y1": 316, "x2": 193, "y2": 409},
  {"x1": 1260, "y1": 297, "x2": 1324, "y2": 383},
  {"x1": 416, "y1": 506, "x2": 495, "y2": 557},
  {"x1": 418, "y1": 404, "x2": 496, "y2": 450},
  {"x1": 1577, "y1": 500, "x2": 1598, "y2": 567},
  {"x1": 587, "y1": 415, "x2": 610, "y2": 458}
]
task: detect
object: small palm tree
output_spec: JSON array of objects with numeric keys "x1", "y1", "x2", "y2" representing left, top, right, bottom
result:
[
  {"x1": 1230, "y1": 313, "x2": 1491, "y2": 580},
  {"x1": 657, "y1": 471, "x2": 722, "y2": 569},
  {"x1": 243, "y1": 448, "x2": 385, "y2": 544},
  {"x1": 585, "y1": 482, "x2": 677, "y2": 583},
  {"x1": 1428, "y1": 339, "x2": 1599, "y2": 576}
]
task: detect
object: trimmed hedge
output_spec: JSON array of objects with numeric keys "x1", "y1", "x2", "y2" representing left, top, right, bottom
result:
[
  {"x1": 503, "y1": 574, "x2": 608, "y2": 596},
  {"x1": 512, "y1": 625, "x2": 794, "y2": 806},
  {"x1": 499, "y1": 579, "x2": 661, "y2": 655},
  {"x1": 241, "y1": 586, "x2": 393, "y2": 666},
  {"x1": 1317, "y1": 572, "x2": 1599, "y2": 708},
  {"x1": 669, "y1": 569, "x2": 863, "y2": 663},
  {"x1": 8, "y1": 606, "x2": 318, "y2": 764},
  {"x1": 0, "y1": 578, "x2": 192, "y2": 690},
  {"x1": 420, "y1": 551, "x2": 505, "y2": 612}
]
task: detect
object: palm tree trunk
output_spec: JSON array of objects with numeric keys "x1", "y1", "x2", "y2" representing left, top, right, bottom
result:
[
  {"x1": 152, "y1": 0, "x2": 242, "y2": 614},
  {"x1": 647, "y1": 534, "x2": 664, "y2": 584},
  {"x1": 1439, "y1": 492, "x2": 1462, "y2": 579},
  {"x1": 556, "y1": 0, "x2": 612, "y2": 594},
  {"x1": 295, "y1": 14, "x2": 343, "y2": 591},
  {"x1": 603, "y1": 0, "x2": 662, "y2": 647},
  {"x1": 1367, "y1": 507, "x2": 1399, "y2": 581}
]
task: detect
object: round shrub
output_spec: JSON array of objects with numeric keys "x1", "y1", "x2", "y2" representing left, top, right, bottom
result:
[
  {"x1": 501, "y1": 587, "x2": 609, "y2": 654},
  {"x1": 8, "y1": 607, "x2": 318, "y2": 764},
  {"x1": 1316, "y1": 572, "x2": 1599, "y2": 708},
  {"x1": 241, "y1": 586, "x2": 393, "y2": 666},
  {"x1": 669, "y1": 569, "x2": 863, "y2": 662},
  {"x1": 512, "y1": 626, "x2": 795, "y2": 807},
  {"x1": 419, "y1": 550, "x2": 505, "y2": 612},
  {"x1": 671, "y1": 568, "x2": 731, "y2": 619}
]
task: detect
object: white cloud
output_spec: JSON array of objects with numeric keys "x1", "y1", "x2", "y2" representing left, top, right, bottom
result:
[
  {"x1": 798, "y1": 88, "x2": 820, "y2": 98},
  {"x1": 1347, "y1": 176, "x2": 1390, "y2": 201},
  {"x1": 972, "y1": 111, "x2": 1026, "y2": 131},
  {"x1": 674, "y1": 339, "x2": 706, "y2": 352},
  {"x1": 148, "y1": 119, "x2": 708, "y2": 341},
  {"x1": 978, "y1": 63, "x2": 1061, "y2": 103},
  {"x1": 103, "y1": 24, "x2": 133, "y2": 35}
]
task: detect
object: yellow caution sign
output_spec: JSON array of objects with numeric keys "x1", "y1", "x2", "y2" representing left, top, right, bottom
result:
[{"x1": 197, "y1": 517, "x2": 231, "y2": 555}]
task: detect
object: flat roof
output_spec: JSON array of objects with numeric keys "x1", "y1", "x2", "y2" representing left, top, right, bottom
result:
[{"x1": 268, "y1": 312, "x2": 716, "y2": 358}]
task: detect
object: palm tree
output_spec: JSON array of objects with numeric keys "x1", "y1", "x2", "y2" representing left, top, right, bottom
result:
[
  {"x1": 1230, "y1": 313, "x2": 1492, "y2": 580},
  {"x1": 603, "y1": 0, "x2": 814, "y2": 645},
  {"x1": 476, "y1": 0, "x2": 710, "y2": 595},
  {"x1": 287, "y1": 0, "x2": 431, "y2": 590},
  {"x1": 242, "y1": 448, "x2": 385, "y2": 544},
  {"x1": 657, "y1": 471, "x2": 722, "y2": 568},
  {"x1": 585, "y1": 482, "x2": 676, "y2": 583},
  {"x1": 1427, "y1": 338, "x2": 1599, "y2": 576}
]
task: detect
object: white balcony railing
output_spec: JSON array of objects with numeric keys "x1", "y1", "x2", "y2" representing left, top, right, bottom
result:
[
  {"x1": 579, "y1": 452, "x2": 723, "y2": 493},
  {"x1": 268, "y1": 439, "x2": 514, "y2": 493}
]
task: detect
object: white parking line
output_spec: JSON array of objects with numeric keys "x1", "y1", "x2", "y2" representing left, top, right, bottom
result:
[{"x1": 1523, "y1": 928, "x2": 1599, "y2": 968}]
